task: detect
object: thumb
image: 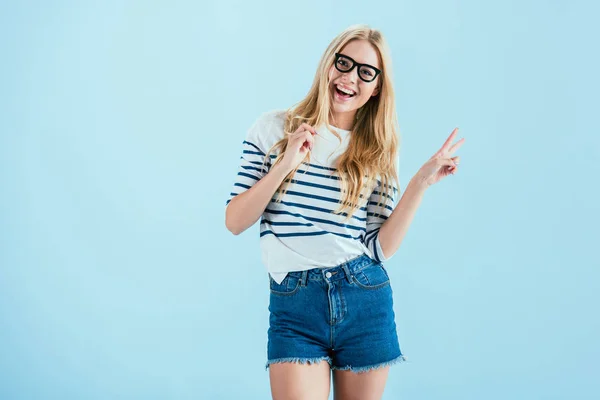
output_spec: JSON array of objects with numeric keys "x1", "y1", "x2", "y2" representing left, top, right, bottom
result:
[{"x1": 436, "y1": 157, "x2": 457, "y2": 168}]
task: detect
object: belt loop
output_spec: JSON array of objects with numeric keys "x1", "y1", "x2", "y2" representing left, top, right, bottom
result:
[
  {"x1": 300, "y1": 270, "x2": 308, "y2": 286},
  {"x1": 341, "y1": 263, "x2": 353, "y2": 284}
]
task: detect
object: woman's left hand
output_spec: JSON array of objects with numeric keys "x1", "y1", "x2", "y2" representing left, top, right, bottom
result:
[{"x1": 412, "y1": 128, "x2": 465, "y2": 188}]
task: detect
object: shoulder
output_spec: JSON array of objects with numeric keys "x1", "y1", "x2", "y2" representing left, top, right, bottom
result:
[
  {"x1": 246, "y1": 109, "x2": 288, "y2": 152},
  {"x1": 251, "y1": 108, "x2": 287, "y2": 132}
]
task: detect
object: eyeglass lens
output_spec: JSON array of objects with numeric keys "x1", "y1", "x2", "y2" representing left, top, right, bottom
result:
[{"x1": 336, "y1": 55, "x2": 377, "y2": 82}]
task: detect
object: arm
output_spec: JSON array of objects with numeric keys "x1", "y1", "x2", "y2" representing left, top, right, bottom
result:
[
  {"x1": 378, "y1": 127, "x2": 465, "y2": 258},
  {"x1": 224, "y1": 113, "x2": 317, "y2": 236},
  {"x1": 225, "y1": 162, "x2": 292, "y2": 235},
  {"x1": 377, "y1": 178, "x2": 427, "y2": 259}
]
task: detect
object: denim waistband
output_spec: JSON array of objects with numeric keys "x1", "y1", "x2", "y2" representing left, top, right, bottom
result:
[{"x1": 286, "y1": 253, "x2": 379, "y2": 286}]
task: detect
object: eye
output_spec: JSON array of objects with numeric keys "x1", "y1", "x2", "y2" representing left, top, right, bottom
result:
[
  {"x1": 338, "y1": 59, "x2": 349, "y2": 68},
  {"x1": 359, "y1": 68, "x2": 375, "y2": 80}
]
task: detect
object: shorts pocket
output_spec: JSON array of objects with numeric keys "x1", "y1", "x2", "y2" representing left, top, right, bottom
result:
[
  {"x1": 269, "y1": 273, "x2": 301, "y2": 296},
  {"x1": 352, "y1": 263, "x2": 390, "y2": 290}
]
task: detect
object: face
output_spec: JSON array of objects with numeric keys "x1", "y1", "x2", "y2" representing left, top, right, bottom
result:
[{"x1": 328, "y1": 39, "x2": 382, "y2": 130}]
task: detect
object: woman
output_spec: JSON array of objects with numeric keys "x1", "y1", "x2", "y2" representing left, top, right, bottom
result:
[{"x1": 225, "y1": 24, "x2": 464, "y2": 400}]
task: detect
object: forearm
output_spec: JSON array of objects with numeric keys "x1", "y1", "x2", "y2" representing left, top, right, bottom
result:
[
  {"x1": 225, "y1": 162, "x2": 292, "y2": 235},
  {"x1": 378, "y1": 178, "x2": 428, "y2": 258}
]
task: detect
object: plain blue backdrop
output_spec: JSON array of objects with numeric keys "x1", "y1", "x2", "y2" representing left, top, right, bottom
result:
[{"x1": 1, "y1": 0, "x2": 599, "y2": 399}]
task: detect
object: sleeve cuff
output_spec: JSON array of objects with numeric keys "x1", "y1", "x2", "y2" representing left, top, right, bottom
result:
[{"x1": 374, "y1": 234, "x2": 391, "y2": 262}]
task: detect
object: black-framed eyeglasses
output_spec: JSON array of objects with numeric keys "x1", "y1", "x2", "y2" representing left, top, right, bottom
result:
[{"x1": 334, "y1": 53, "x2": 382, "y2": 83}]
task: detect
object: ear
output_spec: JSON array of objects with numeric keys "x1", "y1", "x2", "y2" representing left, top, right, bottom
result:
[{"x1": 371, "y1": 84, "x2": 380, "y2": 97}]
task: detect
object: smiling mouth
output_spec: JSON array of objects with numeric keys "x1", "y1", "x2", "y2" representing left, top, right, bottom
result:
[{"x1": 334, "y1": 85, "x2": 356, "y2": 100}]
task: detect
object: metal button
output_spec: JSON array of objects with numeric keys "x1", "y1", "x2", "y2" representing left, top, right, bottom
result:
[{"x1": 325, "y1": 272, "x2": 332, "y2": 278}]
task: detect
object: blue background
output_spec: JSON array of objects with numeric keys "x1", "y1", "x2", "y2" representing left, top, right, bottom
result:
[{"x1": 1, "y1": 0, "x2": 599, "y2": 399}]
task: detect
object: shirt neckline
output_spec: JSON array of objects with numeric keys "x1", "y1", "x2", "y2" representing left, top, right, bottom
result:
[
  {"x1": 330, "y1": 124, "x2": 351, "y2": 134},
  {"x1": 316, "y1": 123, "x2": 351, "y2": 137}
]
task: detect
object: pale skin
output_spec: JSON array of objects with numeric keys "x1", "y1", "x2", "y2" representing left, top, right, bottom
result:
[{"x1": 226, "y1": 39, "x2": 465, "y2": 400}]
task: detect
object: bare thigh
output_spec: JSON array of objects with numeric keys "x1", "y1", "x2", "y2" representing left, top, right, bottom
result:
[
  {"x1": 269, "y1": 360, "x2": 331, "y2": 400},
  {"x1": 333, "y1": 366, "x2": 390, "y2": 400}
]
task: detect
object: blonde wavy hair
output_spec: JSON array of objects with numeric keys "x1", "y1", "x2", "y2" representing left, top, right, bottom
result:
[{"x1": 263, "y1": 24, "x2": 400, "y2": 223}]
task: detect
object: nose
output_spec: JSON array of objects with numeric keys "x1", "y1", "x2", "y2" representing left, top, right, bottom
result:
[{"x1": 340, "y1": 66, "x2": 358, "y2": 84}]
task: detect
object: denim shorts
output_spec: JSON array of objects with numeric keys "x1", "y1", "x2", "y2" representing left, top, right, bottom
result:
[{"x1": 265, "y1": 253, "x2": 407, "y2": 373}]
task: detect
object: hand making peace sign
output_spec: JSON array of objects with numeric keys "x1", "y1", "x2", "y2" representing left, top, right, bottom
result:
[{"x1": 413, "y1": 128, "x2": 465, "y2": 187}]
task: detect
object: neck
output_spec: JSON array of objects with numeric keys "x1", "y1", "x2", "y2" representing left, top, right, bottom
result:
[{"x1": 330, "y1": 110, "x2": 356, "y2": 131}]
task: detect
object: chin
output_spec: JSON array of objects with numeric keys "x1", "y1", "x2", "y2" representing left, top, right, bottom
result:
[
  {"x1": 333, "y1": 102, "x2": 359, "y2": 114},
  {"x1": 330, "y1": 90, "x2": 367, "y2": 117}
]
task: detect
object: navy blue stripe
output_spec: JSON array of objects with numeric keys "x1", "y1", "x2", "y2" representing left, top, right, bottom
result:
[
  {"x1": 233, "y1": 182, "x2": 251, "y2": 190},
  {"x1": 242, "y1": 150, "x2": 265, "y2": 156},
  {"x1": 229, "y1": 190, "x2": 365, "y2": 220},
  {"x1": 260, "y1": 230, "x2": 329, "y2": 238},
  {"x1": 294, "y1": 168, "x2": 394, "y2": 196},
  {"x1": 288, "y1": 178, "x2": 372, "y2": 199},
  {"x1": 367, "y1": 212, "x2": 389, "y2": 220},
  {"x1": 365, "y1": 232, "x2": 379, "y2": 247},
  {"x1": 263, "y1": 208, "x2": 366, "y2": 231},
  {"x1": 371, "y1": 190, "x2": 395, "y2": 201},
  {"x1": 242, "y1": 140, "x2": 275, "y2": 159},
  {"x1": 365, "y1": 228, "x2": 379, "y2": 242},
  {"x1": 365, "y1": 238, "x2": 377, "y2": 250},
  {"x1": 287, "y1": 179, "x2": 342, "y2": 193},
  {"x1": 376, "y1": 182, "x2": 398, "y2": 193},
  {"x1": 372, "y1": 244, "x2": 382, "y2": 262},
  {"x1": 261, "y1": 219, "x2": 313, "y2": 227},
  {"x1": 365, "y1": 228, "x2": 380, "y2": 237},
  {"x1": 237, "y1": 171, "x2": 260, "y2": 181},
  {"x1": 265, "y1": 209, "x2": 366, "y2": 226},
  {"x1": 299, "y1": 162, "x2": 336, "y2": 171},
  {"x1": 281, "y1": 190, "x2": 368, "y2": 211},
  {"x1": 368, "y1": 201, "x2": 394, "y2": 212},
  {"x1": 243, "y1": 140, "x2": 265, "y2": 155},
  {"x1": 271, "y1": 200, "x2": 368, "y2": 222},
  {"x1": 290, "y1": 173, "x2": 377, "y2": 194},
  {"x1": 241, "y1": 164, "x2": 268, "y2": 174},
  {"x1": 294, "y1": 168, "x2": 340, "y2": 181},
  {"x1": 260, "y1": 229, "x2": 363, "y2": 240},
  {"x1": 247, "y1": 160, "x2": 272, "y2": 168}
]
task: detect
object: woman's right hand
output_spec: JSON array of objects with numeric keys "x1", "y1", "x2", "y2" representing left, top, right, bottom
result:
[{"x1": 279, "y1": 123, "x2": 317, "y2": 172}]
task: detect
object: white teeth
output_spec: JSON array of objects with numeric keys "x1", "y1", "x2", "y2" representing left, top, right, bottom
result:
[{"x1": 336, "y1": 85, "x2": 355, "y2": 95}]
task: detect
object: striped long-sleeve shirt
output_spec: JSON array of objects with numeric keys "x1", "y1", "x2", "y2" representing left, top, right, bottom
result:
[{"x1": 226, "y1": 109, "x2": 399, "y2": 284}]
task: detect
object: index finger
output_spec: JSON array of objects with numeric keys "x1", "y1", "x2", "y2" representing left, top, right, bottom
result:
[
  {"x1": 432, "y1": 128, "x2": 459, "y2": 158},
  {"x1": 296, "y1": 123, "x2": 317, "y2": 135}
]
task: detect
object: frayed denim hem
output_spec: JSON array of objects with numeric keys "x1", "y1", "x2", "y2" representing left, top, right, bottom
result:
[
  {"x1": 265, "y1": 356, "x2": 333, "y2": 371},
  {"x1": 330, "y1": 354, "x2": 408, "y2": 374}
]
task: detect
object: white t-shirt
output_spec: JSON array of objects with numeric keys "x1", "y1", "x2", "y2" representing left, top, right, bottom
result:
[{"x1": 226, "y1": 109, "x2": 399, "y2": 284}]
